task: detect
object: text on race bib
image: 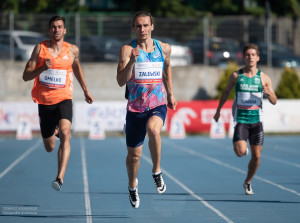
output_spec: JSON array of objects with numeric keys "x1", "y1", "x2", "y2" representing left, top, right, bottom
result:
[
  {"x1": 237, "y1": 92, "x2": 262, "y2": 110},
  {"x1": 39, "y1": 69, "x2": 67, "y2": 89},
  {"x1": 134, "y1": 62, "x2": 163, "y2": 84}
]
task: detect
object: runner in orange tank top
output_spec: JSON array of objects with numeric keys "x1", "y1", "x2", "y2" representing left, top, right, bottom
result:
[{"x1": 23, "y1": 15, "x2": 94, "y2": 191}]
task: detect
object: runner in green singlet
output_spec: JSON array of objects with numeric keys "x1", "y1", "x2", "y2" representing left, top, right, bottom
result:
[{"x1": 214, "y1": 43, "x2": 277, "y2": 195}]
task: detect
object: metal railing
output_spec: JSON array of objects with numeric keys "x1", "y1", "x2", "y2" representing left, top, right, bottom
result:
[{"x1": 1, "y1": 12, "x2": 299, "y2": 67}]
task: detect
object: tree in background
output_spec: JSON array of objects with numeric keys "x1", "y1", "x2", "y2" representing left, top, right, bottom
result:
[
  {"x1": 215, "y1": 62, "x2": 239, "y2": 100},
  {"x1": 275, "y1": 67, "x2": 300, "y2": 99}
]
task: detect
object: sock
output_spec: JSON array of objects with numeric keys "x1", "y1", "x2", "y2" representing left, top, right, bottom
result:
[
  {"x1": 152, "y1": 171, "x2": 162, "y2": 176},
  {"x1": 129, "y1": 187, "x2": 136, "y2": 191}
]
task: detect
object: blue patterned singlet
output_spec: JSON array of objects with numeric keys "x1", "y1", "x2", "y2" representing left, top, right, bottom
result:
[{"x1": 127, "y1": 39, "x2": 166, "y2": 112}]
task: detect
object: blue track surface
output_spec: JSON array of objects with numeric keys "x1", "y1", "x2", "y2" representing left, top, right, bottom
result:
[{"x1": 0, "y1": 135, "x2": 299, "y2": 223}]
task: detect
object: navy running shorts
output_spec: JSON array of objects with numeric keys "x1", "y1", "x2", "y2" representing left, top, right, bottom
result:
[
  {"x1": 126, "y1": 104, "x2": 167, "y2": 148},
  {"x1": 233, "y1": 122, "x2": 264, "y2": 146},
  {"x1": 38, "y1": 99, "x2": 73, "y2": 138}
]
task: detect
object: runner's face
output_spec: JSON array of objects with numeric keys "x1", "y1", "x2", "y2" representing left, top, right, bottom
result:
[
  {"x1": 49, "y1": 20, "x2": 66, "y2": 42},
  {"x1": 133, "y1": 16, "x2": 153, "y2": 40},
  {"x1": 244, "y1": 49, "x2": 259, "y2": 66}
]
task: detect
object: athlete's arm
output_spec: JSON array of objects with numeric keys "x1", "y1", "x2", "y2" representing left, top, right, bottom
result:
[
  {"x1": 22, "y1": 43, "x2": 50, "y2": 81},
  {"x1": 117, "y1": 44, "x2": 138, "y2": 87},
  {"x1": 70, "y1": 44, "x2": 94, "y2": 104},
  {"x1": 160, "y1": 41, "x2": 177, "y2": 110},
  {"x1": 214, "y1": 71, "x2": 238, "y2": 122},
  {"x1": 261, "y1": 72, "x2": 277, "y2": 105}
]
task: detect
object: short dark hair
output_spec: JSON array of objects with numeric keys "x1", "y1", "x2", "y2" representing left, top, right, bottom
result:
[
  {"x1": 132, "y1": 11, "x2": 154, "y2": 27},
  {"x1": 49, "y1": 16, "x2": 65, "y2": 28},
  {"x1": 243, "y1": 43, "x2": 260, "y2": 56}
]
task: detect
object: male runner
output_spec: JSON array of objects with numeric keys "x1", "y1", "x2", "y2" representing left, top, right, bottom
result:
[
  {"x1": 23, "y1": 16, "x2": 94, "y2": 191},
  {"x1": 214, "y1": 43, "x2": 277, "y2": 195},
  {"x1": 117, "y1": 11, "x2": 177, "y2": 208}
]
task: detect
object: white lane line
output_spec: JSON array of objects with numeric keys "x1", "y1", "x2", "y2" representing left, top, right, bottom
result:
[
  {"x1": 118, "y1": 138, "x2": 233, "y2": 222},
  {"x1": 195, "y1": 138, "x2": 300, "y2": 169},
  {"x1": 142, "y1": 155, "x2": 234, "y2": 223},
  {"x1": 80, "y1": 138, "x2": 92, "y2": 223},
  {"x1": 165, "y1": 140, "x2": 300, "y2": 196},
  {"x1": 263, "y1": 156, "x2": 300, "y2": 169},
  {"x1": 0, "y1": 139, "x2": 42, "y2": 180}
]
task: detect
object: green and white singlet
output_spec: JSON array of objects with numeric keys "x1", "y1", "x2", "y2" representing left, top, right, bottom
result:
[{"x1": 232, "y1": 69, "x2": 263, "y2": 124}]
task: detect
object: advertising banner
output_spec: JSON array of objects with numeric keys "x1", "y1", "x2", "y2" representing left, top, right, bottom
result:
[{"x1": 167, "y1": 100, "x2": 233, "y2": 133}]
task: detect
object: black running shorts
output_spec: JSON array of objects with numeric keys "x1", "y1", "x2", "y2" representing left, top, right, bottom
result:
[
  {"x1": 38, "y1": 99, "x2": 73, "y2": 138},
  {"x1": 233, "y1": 122, "x2": 264, "y2": 146}
]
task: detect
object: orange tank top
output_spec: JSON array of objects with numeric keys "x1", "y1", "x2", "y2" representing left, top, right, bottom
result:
[{"x1": 31, "y1": 40, "x2": 73, "y2": 105}]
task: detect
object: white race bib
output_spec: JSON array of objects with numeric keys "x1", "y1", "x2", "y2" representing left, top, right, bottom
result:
[
  {"x1": 237, "y1": 92, "x2": 262, "y2": 109},
  {"x1": 134, "y1": 62, "x2": 163, "y2": 84},
  {"x1": 39, "y1": 69, "x2": 67, "y2": 89}
]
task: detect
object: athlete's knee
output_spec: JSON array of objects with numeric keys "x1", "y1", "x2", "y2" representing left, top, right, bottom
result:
[
  {"x1": 251, "y1": 151, "x2": 261, "y2": 161},
  {"x1": 127, "y1": 153, "x2": 141, "y2": 163},
  {"x1": 234, "y1": 146, "x2": 246, "y2": 157},
  {"x1": 147, "y1": 126, "x2": 161, "y2": 139},
  {"x1": 59, "y1": 128, "x2": 71, "y2": 140},
  {"x1": 44, "y1": 143, "x2": 55, "y2": 153}
]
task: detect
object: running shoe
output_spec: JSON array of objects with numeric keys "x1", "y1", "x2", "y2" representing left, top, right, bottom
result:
[
  {"x1": 243, "y1": 182, "x2": 254, "y2": 195},
  {"x1": 152, "y1": 172, "x2": 166, "y2": 194},
  {"x1": 128, "y1": 179, "x2": 140, "y2": 209},
  {"x1": 52, "y1": 178, "x2": 63, "y2": 191},
  {"x1": 244, "y1": 147, "x2": 249, "y2": 156},
  {"x1": 55, "y1": 126, "x2": 60, "y2": 139}
]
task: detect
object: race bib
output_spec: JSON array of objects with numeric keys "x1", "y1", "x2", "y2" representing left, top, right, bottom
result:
[
  {"x1": 237, "y1": 92, "x2": 262, "y2": 109},
  {"x1": 39, "y1": 69, "x2": 67, "y2": 89},
  {"x1": 134, "y1": 62, "x2": 163, "y2": 84}
]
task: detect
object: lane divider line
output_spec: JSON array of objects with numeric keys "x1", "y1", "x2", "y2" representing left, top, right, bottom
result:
[
  {"x1": 142, "y1": 155, "x2": 234, "y2": 223},
  {"x1": 80, "y1": 138, "x2": 93, "y2": 223},
  {"x1": 0, "y1": 139, "x2": 42, "y2": 180},
  {"x1": 118, "y1": 138, "x2": 233, "y2": 223},
  {"x1": 165, "y1": 139, "x2": 300, "y2": 196}
]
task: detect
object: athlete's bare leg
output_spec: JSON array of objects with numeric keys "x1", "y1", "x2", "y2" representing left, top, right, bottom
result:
[
  {"x1": 147, "y1": 116, "x2": 164, "y2": 174},
  {"x1": 234, "y1": 140, "x2": 248, "y2": 157},
  {"x1": 56, "y1": 119, "x2": 72, "y2": 183},
  {"x1": 127, "y1": 145, "x2": 142, "y2": 188},
  {"x1": 245, "y1": 145, "x2": 262, "y2": 183},
  {"x1": 43, "y1": 134, "x2": 56, "y2": 153}
]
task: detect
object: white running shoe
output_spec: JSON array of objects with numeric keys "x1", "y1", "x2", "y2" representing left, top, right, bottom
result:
[
  {"x1": 152, "y1": 172, "x2": 166, "y2": 194},
  {"x1": 52, "y1": 178, "x2": 63, "y2": 191},
  {"x1": 128, "y1": 179, "x2": 140, "y2": 209},
  {"x1": 243, "y1": 182, "x2": 254, "y2": 195},
  {"x1": 244, "y1": 147, "x2": 249, "y2": 156}
]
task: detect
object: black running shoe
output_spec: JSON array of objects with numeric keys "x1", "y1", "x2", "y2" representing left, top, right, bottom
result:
[
  {"x1": 52, "y1": 178, "x2": 63, "y2": 191},
  {"x1": 128, "y1": 187, "x2": 140, "y2": 208},
  {"x1": 152, "y1": 172, "x2": 166, "y2": 194}
]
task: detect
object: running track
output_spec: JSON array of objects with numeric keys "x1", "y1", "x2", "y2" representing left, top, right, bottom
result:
[{"x1": 0, "y1": 135, "x2": 299, "y2": 223}]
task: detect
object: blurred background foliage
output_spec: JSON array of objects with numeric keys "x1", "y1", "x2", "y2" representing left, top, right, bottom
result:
[{"x1": 1, "y1": 0, "x2": 300, "y2": 18}]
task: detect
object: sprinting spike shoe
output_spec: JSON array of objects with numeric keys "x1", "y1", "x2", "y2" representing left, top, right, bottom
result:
[
  {"x1": 128, "y1": 179, "x2": 139, "y2": 208},
  {"x1": 55, "y1": 126, "x2": 60, "y2": 139},
  {"x1": 244, "y1": 147, "x2": 249, "y2": 156},
  {"x1": 52, "y1": 178, "x2": 63, "y2": 191},
  {"x1": 243, "y1": 182, "x2": 254, "y2": 195},
  {"x1": 152, "y1": 172, "x2": 166, "y2": 194}
]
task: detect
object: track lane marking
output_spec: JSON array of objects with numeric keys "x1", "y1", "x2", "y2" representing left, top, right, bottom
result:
[
  {"x1": 80, "y1": 138, "x2": 92, "y2": 223},
  {"x1": 118, "y1": 138, "x2": 233, "y2": 223},
  {"x1": 164, "y1": 139, "x2": 300, "y2": 196},
  {"x1": 142, "y1": 154, "x2": 234, "y2": 223},
  {"x1": 0, "y1": 139, "x2": 41, "y2": 180}
]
